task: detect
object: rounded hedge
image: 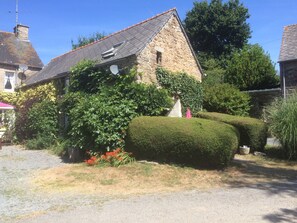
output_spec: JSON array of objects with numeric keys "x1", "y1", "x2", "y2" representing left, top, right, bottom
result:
[
  {"x1": 196, "y1": 112, "x2": 267, "y2": 152},
  {"x1": 125, "y1": 116, "x2": 239, "y2": 168}
]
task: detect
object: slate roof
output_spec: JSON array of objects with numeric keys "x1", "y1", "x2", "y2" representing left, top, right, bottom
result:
[
  {"x1": 25, "y1": 8, "x2": 179, "y2": 86},
  {"x1": 0, "y1": 31, "x2": 43, "y2": 68},
  {"x1": 279, "y1": 24, "x2": 297, "y2": 62}
]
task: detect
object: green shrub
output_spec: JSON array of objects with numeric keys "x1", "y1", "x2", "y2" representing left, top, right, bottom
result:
[
  {"x1": 266, "y1": 94, "x2": 297, "y2": 160},
  {"x1": 68, "y1": 94, "x2": 138, "y2": 150},
  {"x1": 123, "y1": 83, "x2": 172, "y2": 116},
  {"x1": 196, "y1": 112, "x2": 267, "y2": 152},
  {"x1": 15, "y1": 97, "x2": 40, "y2": 141},
  {"x1": 15, "y1": 82, "x2": 57, "y2": 142},
  {"x1": 64, "y1": 62, "x2": 173, "y2": 151},
  {"x1": 203, "y1": 83, "x2": 250, "y2": 116},
  {"x1": 49, "y1": 138, "x2": 70, "y2": 156},
  {"x1": 25, "y1": 135, "x2": 54, "y2": 150},
  {"x1": 156, "y1": 67, "x2": 203, "y2": 114},
  {"x1": 125, "y1": 116, "x2": 239, "y2": 168},
  {"x1": 69, "y1": 60, "x2": 113, "y2": 94},
  {"x1": 28, "y1": 99, "x2": 58, "y2": 137},
  {"x1": 264, "y1": 145, "x2": 285, "y2": 160}
]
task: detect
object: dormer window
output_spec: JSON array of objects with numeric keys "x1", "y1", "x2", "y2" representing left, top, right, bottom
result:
[{"x1": 4, "y1": 72, "x2": 15, "y2": 92}]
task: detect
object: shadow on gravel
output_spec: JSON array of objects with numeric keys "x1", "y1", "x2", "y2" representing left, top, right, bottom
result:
[
  {"x1": 225, "y1": 158, "x2": 297, "y2": 197},
  {"x1": 263, "y1": 208, "x2": 297, "y2": 223}
]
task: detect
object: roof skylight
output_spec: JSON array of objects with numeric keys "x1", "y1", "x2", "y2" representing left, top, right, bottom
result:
[{"x1": 101, "y1": 41, "x2": 126, "y2": 59}]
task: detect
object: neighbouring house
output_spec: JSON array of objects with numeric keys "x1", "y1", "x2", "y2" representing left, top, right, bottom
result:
[
  {"x1": 0, "y1": 24, "x2": 43, "y2": 92},
  {"x1": 279, "y1": 24, "x2": 297, "y2": 98},
  {"x1": 25, "y1": 8, "x2": 202, "y2": 90}
]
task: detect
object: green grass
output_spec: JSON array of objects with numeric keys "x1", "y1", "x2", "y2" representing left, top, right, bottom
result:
[
  {"x1": 100, "y1": 179, "x2": 116, "y2": 185},
  {"x1": 140, "y1": 164, "x2": 153, "y2": 177}
]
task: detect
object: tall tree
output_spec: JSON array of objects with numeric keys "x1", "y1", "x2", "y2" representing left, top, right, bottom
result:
[
  {"x1": 224, "y1": 44, "x2": 279, "y2": 90},
  {"x1": 71, "y1": 32, "x2": 106, "y2": 49},
  {"x1": 184, "y1": 0, "x2": 251, "y2": 58}
]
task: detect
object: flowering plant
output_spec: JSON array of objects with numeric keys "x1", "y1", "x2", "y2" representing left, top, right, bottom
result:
[
  {"x1": 85, "y1": 156, "x2": 98, "y2": 166},
  {"x1": 84, "y1": 148, "x2": 135, "y2": 167}
]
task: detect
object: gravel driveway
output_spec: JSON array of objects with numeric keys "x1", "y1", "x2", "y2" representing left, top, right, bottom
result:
[{"x1": 1, "y1": 145, "x2": 297, "y2": 223}]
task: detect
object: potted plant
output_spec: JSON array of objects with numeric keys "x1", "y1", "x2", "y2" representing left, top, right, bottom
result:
[{"x1": 239, "y1": 145, "x2": 250, "y2": 155}]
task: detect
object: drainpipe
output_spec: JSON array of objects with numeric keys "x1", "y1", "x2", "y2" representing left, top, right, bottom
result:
[
  {"x1": 283, "y1": 68, "x2": 286, "y2": 99},
  {"x1": 281, "y1": 63, "x2": 286, "y2": 99}
]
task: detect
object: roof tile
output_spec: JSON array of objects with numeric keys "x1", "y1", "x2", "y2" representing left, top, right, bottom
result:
[
  {"x1": 0, "y1": 32, "x2": 43, "y2": 68},
  {"x1": 25, "y1": 8, "x2": 176, "y2": 86},
  {"x1": 279, "y1": 24, "x2": 297, "y2": 62}
]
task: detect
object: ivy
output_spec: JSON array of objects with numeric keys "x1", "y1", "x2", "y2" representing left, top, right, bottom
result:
[
  {"x1": 68, "y1": 94, "x2": 137, "y2": 149},
  {"x1": 156, "y1": 67, "x2": 203, "y2": 114},
  {"x1": 69, "y1": 60, "x2": 114, "y2": 94},
  {"x1": 64, "y1": 61, "x2": 173, "y2": 151}
]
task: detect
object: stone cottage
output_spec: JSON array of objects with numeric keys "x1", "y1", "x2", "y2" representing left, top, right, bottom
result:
[
  {"x1": 25, "y1": 8, "x2": 202, "y2": 88},
  {"x1": 0, "y1": 24, "x2": 43, "y2": 92},
  {"x1": 279, "y1": 24, "x2": 297, "y2": 98}
]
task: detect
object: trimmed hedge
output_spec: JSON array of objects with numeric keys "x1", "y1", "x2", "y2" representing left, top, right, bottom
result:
[
  {"x1": 196, "y1": 112, "x2": 267, "y2": 152},
  {"x1": 125, "y1": 116, "x2": 239, "y2": 168}
]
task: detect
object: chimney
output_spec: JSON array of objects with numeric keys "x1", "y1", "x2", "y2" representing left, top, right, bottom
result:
[{"x1": 14, "y1": 24, "x2": 29, "y2": 41}]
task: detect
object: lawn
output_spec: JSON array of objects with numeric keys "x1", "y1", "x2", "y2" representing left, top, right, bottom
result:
[{"x1": 31, "y1": 152, "x2": 297, "y2": 196}]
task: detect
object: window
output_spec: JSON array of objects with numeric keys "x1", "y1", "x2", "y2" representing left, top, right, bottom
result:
[
  {"x1": 156, "y1": 51, "x2": 162, "y2": 65},
  {"x1": 4, "y1": 72, "x2": 15, "y2": 92}
]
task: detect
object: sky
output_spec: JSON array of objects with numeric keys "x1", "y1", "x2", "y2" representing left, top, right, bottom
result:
[{"x1": 1, "y1": 0, "x2": 297, "y2": 68}]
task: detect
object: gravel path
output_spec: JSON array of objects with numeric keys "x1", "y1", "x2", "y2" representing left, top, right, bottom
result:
[
  {"x1": 1, "y1": 146, "x2": 297, "y2": 223},
  {"x1": 0, "y1": 146, "x2": 109, "y2": 223}
]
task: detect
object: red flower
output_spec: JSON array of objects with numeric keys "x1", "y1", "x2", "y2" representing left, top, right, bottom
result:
[
  {"x1": 114, "y1": 148, "x2": 121, "y2": 153},
  {"x1": 85, "y1": 156, "x2": 98, "y2": 166},
  {"x1": 106, "y1": 151, "x2": 116, "y2": 157}
]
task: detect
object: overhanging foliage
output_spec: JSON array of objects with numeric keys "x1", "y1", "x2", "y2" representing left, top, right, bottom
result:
[{"x1": 156, "y1": 67, "x2": 203, "y2": 114}]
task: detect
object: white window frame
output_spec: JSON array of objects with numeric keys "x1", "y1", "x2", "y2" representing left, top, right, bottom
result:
[{"x1": 4, "y1": 71, "x2": 15, "y2": 92}]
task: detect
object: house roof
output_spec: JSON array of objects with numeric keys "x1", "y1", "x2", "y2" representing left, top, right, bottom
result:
[
  {"x1": 0, "y1": 31, "x2": 43, "y2": 68},
  {"x1": 279, "y1": 24, "x2": 297, "y2": 62},
  {"x1": 25, "y1": 8, "x2": 180, "y2": 86}
]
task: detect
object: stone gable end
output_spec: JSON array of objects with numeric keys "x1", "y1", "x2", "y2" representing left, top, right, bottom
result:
[{"x1": 137, "y1": 15, "x2": 202, "y2": 84}]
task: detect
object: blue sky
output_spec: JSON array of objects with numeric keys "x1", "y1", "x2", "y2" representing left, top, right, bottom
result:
[{"x1": 1, "y1": 0, "x2": 297, "y2": 68}]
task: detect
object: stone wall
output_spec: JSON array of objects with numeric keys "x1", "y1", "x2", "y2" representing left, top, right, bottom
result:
[
  {"x1": 0, "y1": 63, "x2": 40, "y2": 92},
  {"x1": 247, "y1": 88, "x2": 282, "y2": 119},
  {"x1": 136, "y1": 15, "x2": 202, "y2": 84},
  {"x1": 111, "y1": 55, "x2": 137, "y2": 75}
]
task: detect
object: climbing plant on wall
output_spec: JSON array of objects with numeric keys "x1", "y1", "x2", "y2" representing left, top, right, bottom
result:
[
  {"x1": 64, "y1": 60, "x2": 173, "y2": 151},
  {"x1": 156, "y1": 67, "x2": 203, "y2": 114}
]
